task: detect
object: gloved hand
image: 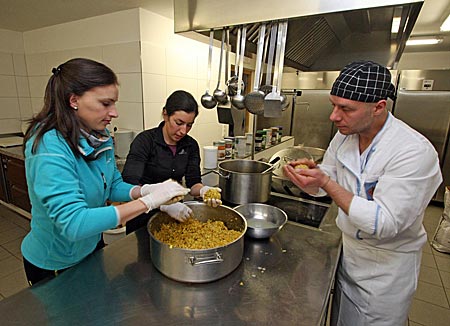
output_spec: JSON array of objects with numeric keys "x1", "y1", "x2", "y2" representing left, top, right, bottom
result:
[
  {"x1": 199, "y1": 186, "x2": 222, "y2": 208},
  {"x1": 139, "y1": 179, "x2": 190, "y2": 212},
  {"x1": 140, "y1": 183, "x2": 159, "y2": 196},
  {"x1": 160, "y1": 202, "x2": 193, "y2": 222}
]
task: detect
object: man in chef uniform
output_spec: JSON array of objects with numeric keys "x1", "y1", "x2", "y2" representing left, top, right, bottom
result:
[{"x1": 283, "y1": 60, "x2": 442, "y2": 326}]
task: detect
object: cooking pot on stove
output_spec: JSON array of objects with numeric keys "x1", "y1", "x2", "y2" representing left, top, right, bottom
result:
[
  {"x1": 215, "y1": 159, "x2": 273, "y2": 204},
  {"x1": 148, "y1": 202, "x2": 246, "y2": 283}
]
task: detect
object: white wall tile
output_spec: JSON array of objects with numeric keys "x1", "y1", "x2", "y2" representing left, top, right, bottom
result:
[
  {"x1": 139, "y1": 9, "x2": 172, "y2": 46},
  {"x1": 114, "y1": 101, "x2": 144, "y2": 131},
  {"x1": 0, "y1": 98, "x2": 20, "y2": 118},
  {"x1": 26, "y1": 53, "x2": 47, "y2": 76},
  {"x1": 0, "y1": 118, "x2": 21, "y2": 134},
  {"x1": 0, "y1": 29, "x2": 24, "y2": 53},
  {"x1": 70, "y1": 46, "x2": 103, "y2": 62},
  {"x1": 0, "y1": 76, "x2": 17, "y2": 97},
  {"x1": 15, "y1": 77, "x2": 30, "y2": 97},
  {"x1": 116, "y1": 73, "x2": 142, "y2": 102},
  {"x1": 0, "y1": 52, "x2": 14, "y2": 75},
  {"x1": 166, "y1": 76, "x2": 198, "y2": 99},
  {"x1": 44, "y1": 50, "x2": 74, "y2": 73},
  {"x1": 142, "y1": 73, "x2": 166, "y2": 103},
  {"x1": 166, "y1": 47, "x2": 197, "y2": 79},
  {"x1": 197, "y1": 107, "x2": 221, "y2": 125},
  {"x1": 12, "y1": 53, "x2": 27, "y2": 76},
  {"x1": 102, "y1": 42, "x2": 141, "y2": 73},
  {"x1": 143, "y1": 102, "x2": 165, "y2": 129},
  {"x1": 30, "y1": 97, "x2": 44, "y2": 114},
  {"x1": 23, "y1": 9, "x2": 140, "y2": 54},
  {"x1": 18, "y1": 97, "x2": 33, "y2": 119},
  {"x1": 141, "y1": 42, "x2": 166, "y2": 75},
  {"x1": 28, "y1": 76, "x2": 48, "y2": 98}
]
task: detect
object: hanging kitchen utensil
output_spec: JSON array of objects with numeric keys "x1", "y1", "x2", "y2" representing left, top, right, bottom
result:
[
  {"x1": 278, "y1": 22, "x2": 289, "y2": 112},
  {"x1": 231, "y1": 25, "x2": 247, "y2": 110},
  {"x1": 216, "y1": 28, "x2": 233, "y2": 124},
  {"x1": 213, "y1": 29, "x2": 228, "y2": 104},
  {"x1": 263, "y1": 22, "x2": 283, "y2": 117},
  {"x1": 201, "y1": 29, "x2": 218, "y2": 109},
  {"x1": 244, "y1": 23, "x2": 266, "y2": 115},
  {"x1": 226, "y1": 27, "x2": 244, "y2": 96},
  {"x1": 259, "y1": 24, "x2": 277, "y2": 96}
]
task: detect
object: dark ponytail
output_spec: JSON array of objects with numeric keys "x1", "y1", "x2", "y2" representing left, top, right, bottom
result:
[{"x1": 24, "y1": 58, "x2": 118, "y2": 155}]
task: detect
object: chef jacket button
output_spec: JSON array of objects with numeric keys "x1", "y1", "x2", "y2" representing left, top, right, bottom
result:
[{"x1": 172, "y1": 169, "x2": 175, "y2": 172}]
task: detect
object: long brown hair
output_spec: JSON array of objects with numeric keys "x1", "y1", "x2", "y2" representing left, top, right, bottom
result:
[{"x1": 23, "y1": 58, "x2": 118, "y2": 155}]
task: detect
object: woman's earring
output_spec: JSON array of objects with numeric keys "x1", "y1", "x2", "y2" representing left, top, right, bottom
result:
[{"x1": 73, "y1": 106, "x2": 78, "y2": 110}]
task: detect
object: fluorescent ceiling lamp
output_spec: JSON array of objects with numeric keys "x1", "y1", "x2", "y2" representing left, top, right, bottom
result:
[
  {"x1": 441, "y1": 14, "x2": 450, "y2": 32},
  {"x1": 391, "y1": 17, "x2": 401, "y2": 33},
  {"x1": 406, "y1": 38, "x2": 443, "y2": 46}
]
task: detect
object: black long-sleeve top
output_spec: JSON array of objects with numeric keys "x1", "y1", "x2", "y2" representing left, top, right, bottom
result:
[{"x1": 121, "y1": 122, "x2": 202, "y2": 188}]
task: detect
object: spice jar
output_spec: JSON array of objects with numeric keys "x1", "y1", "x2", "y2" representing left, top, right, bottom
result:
[
  {"x1": 216, "y1": 140, "x2": 226, "y2": 161},
  {"x1": 224, "y1": 139, "x2": 233, "y2": 159}
]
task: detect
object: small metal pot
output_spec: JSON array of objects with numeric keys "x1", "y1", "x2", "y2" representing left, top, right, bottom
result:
[
  {"x1": 148, "y1": 202, "x2": 246, "y2": 283},
  {"x1": 216, "y1": 160, "x2": 273, "y2": 204}
]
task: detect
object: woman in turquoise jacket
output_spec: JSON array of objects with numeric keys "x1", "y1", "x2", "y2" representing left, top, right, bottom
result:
[{"x1": 21, "y1": 58, "x2": 188, "y2": 286}]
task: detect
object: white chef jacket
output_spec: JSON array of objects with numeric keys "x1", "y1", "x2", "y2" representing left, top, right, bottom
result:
[{"x1": 321, "y1": 113, "x2": 442, "y2": 326}]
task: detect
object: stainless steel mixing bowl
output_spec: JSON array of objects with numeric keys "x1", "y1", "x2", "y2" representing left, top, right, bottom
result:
[{"x1": 233, "y1": 203, "x2": 288, "y2": 239}]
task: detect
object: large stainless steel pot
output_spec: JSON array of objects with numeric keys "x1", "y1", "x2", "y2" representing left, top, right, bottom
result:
[
  {"x1": 148, "y1": 202, "x2": 246, "y2": 283},
  {"x1": 216, "y1": 159, "x2": 273, "y2": 204}
]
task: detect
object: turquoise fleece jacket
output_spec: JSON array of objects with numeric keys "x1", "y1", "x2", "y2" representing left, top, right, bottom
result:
[{"x1": 21, "y1": 129, "x2": 135, "y2": 270}]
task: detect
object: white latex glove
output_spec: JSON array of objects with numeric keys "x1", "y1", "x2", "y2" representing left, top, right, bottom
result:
[
  {"x1": 139, "y1": 180, "x2": 190, "y2": 212},
  {"x1": 160, "y1": 202, "x2": 193, "y2": 222},
  {"x1": 140, "y1": 183, "x2": 159, "y2": 196},
  {"x1": 199, "y1": 186, "x2": 222, "y2": 208}
]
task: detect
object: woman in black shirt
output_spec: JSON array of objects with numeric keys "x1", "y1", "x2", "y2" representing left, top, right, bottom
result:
[{"x1": 122, "y1": 90, "x2": 221, "y2": 233}]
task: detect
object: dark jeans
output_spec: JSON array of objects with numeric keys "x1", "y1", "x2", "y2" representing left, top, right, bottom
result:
[{"x1": 23, "y1": 237, "x2": 105, "y2": 286}]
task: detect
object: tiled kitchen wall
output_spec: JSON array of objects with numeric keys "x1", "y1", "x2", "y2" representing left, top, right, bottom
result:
[
  {"x1": 139, "y1": 8, "x2": 227, "y2": 149},
  {"x1": 0, "y1": 29, "x2": 30, "y2": 135},
  {"x1": 22, "y1": 9, "x2": 144, "y2": 133},
  {"x1": 0, "y1": 8, "x2": 228, "y2": 157}
]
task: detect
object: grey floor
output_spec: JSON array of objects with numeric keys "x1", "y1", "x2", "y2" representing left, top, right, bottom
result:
[{"x1": 0, "y1": 203, "x2": 450, "y2": 325}]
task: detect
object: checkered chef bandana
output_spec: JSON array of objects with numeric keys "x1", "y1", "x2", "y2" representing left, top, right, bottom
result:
[{"x1": 330, "y1": 61, "x2": 396, "y2": 102}]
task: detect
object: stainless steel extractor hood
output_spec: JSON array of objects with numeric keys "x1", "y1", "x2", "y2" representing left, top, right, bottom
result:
[{"x1": 174, "y1": 0, "x2": 423, "y2": 71}]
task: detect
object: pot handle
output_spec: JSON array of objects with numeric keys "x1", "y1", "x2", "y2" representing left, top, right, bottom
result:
[
  {"x1": 210, "y1": 169, "x2": 230, "y2": 179},
  {"x1": 188, "y1": 252, "x2": 224, "y2": 266}
]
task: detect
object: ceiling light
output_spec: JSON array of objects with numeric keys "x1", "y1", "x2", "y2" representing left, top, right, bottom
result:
[
  {"x1": 406, "y1": 38, "x2": 443, "y2": 46},
  {"x1": 391, "y1": 17, "x2": 401, "y2": 33},
  {"x1": 441, "y1": 14, "x2": 450, "y2": 32}
]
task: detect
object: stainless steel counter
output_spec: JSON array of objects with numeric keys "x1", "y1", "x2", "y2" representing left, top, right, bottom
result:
[{"x1": 0, "y1": 202, "x2": 340, "y2": 326}]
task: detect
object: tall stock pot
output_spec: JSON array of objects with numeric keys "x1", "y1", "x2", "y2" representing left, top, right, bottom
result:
[{"x1": 216, "y1": 159, "x2": 273, "y2": 204}]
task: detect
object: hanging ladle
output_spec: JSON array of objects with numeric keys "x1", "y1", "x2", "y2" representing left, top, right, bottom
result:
[
  {"x1": 213, "y1": 29, "x2": 228, "y2": 104},
  {"x1": 226, "y1": 27, "x2": 244, "y2": 96},
  {"x1": 244, "y1": 23, "x2": 266, "y2": 115},
  {"x1": 231, "y1": 25, "x2": 247, "y2": 110},
  {"x1": 201, "y1": 29, "x2": 218, "y2": 109}
]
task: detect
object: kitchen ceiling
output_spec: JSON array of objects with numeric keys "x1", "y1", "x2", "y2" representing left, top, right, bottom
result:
[{"x1": 0, "y1": 0, "x2": 448, "y2": 61}]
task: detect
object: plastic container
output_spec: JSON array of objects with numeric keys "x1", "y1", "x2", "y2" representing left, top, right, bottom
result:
[{"x1": 203, "y1": 145, "x2": 218, "y2": 169}]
